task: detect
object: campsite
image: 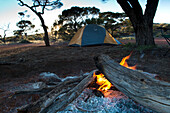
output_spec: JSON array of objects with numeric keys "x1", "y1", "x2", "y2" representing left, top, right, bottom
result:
[
  {"x1": 0, "y1": 39, "x2": 169, "y2": 112},
  {"x1": 0, "y1": 0, "x2": 170, "y2": 113}
]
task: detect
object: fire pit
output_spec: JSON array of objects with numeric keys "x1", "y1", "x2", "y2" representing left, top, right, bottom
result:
[
  {"x1": 1, "y1": 53, "x2": 169, "y2": 113},
  {"x1": 8, "y1": 71, "x2": 154, "y2": 113}
]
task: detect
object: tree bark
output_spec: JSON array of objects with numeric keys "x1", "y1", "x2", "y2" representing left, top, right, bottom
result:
[
  {"x1": 94, "y1": 54, "x2": 170, "y2": 113},
  {"x1": 134, "y1": 19, "x2": 155, "y2": 45},
  {"x1": 37, "y1": 14, "x2": 50, "y2": 46},
  {"x1": 117, "y1": 0, "x2": 159, "y2": 46}
]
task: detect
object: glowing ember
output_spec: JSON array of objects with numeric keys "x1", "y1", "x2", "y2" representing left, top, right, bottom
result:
[
  {"x1": 119, "y1": 52, "x2": 136, "y2": 70},
  {"x1": 93, "y1": 72, "x2": 112, "y2": 92}
]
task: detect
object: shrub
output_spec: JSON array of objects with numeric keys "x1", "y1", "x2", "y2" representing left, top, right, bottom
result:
[
  {"x1": 136, "y1": 45, "x2": 157, "y2": 51},
  {"x1": 123, "y1": 43, "x2": 136, "y2": 48},
  {"x1": 19, "y1": 39, "x2": 31, "y2": 43},
  {"x1": 123, "y1": 43, "x2": 157, "y2": 51},
  {"x1": 27, "y1": 36, "x2": 35, "y2": 40}
]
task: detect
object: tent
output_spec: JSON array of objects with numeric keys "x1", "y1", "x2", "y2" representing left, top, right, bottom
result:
[{"x1": 68, "y1": 24, "x2": 122, "y2": 47}]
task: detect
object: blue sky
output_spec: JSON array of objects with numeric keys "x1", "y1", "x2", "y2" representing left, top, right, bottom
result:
[{"x1": 0, "y1": 0, "x2": 170, "y2": 37}]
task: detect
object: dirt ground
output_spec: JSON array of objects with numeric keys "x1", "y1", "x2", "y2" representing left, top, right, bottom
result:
[{"x1": 0, "y1": 39, "x2": 169, "y2": 112}]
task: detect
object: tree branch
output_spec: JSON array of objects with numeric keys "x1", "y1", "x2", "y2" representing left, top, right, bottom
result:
[
  {"x1": 42, "y1": 0, "x2": 48, "y2": 14},
  {"x1": 116, "y1": 0, "x2": 137, "y2": 25},
  {"x1": 116, "y1": 0, "x2": 133, "y2": 16},
  {"x1": 144, "y1": 0, "x2": 159, "y2": 22},
  {"x1": 128, "y1": 0, "x2": 143, "y2": 19}
]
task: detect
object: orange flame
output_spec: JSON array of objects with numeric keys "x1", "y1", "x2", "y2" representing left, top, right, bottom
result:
[
  {"x1": 93, "y1": 72, "x2": 112, "y2": 92},
  {"x1": 119, "y1": 52, "x2": 136, "y2": 70},
  {"x1": 93, "y1": 52, "x2": 136, "y2": 93}
]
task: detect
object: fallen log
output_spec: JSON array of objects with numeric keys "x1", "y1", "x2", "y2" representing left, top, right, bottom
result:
[
  {"x1": 17, "y1": 75, "x2": 87, "y2": 113},
  {"x1": 94, "y1": 54, "x2": 170, "y2": 113},
  {"x1": 42, "y1": 70, "x2": 95, "y2": 113}
]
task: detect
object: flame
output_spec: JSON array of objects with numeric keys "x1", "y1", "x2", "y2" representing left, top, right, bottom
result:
[
  {"x1": 93, "y1": 52, "x2": 136, "y2": 93},
  {"x1": 119, "y1": 52, "x2": 136, "y2": 70},
  {"x1": 93, "y1": 72, "x2": 112, "y2": 92}
]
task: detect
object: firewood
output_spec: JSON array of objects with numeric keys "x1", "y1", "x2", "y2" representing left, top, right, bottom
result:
[
  {"x1": 13, "y1": 82, "x2": 48, "y2": 95},
  {"x1": 94, "y1": 54, "x2": 170, "y2": 113},
  {"x1": 14, "y1": 85, "x2": 56, "y2": 95},
  {"x1": 17, "y1": 75, "x2": 87, "y2": 113},
  {"x1": 41, "y1": 70, "x2": 96, "y2": 113}
]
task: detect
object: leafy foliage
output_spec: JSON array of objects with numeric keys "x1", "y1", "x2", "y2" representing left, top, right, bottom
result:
[
  {"x1": 17, "y1": 20, "x2": 35, "y2": 32},
  {"x1": 52, "y1": 6, "x2": 128, "y2": 40}
]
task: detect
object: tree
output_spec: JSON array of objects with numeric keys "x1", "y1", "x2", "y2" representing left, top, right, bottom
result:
[
  {"x1": 0, "y1": 23, "x2": 10, "y2": 43},
  {"x1": 120, "y1": 19, "x2": 134, "y2": 35},
  {"x1": 99, "y1": 12, "x2": 127, "y2": 36},
  {"x1": 54, "y1": 6, "x2": 100, "y2": 40},
  {"x1": 84, "y1": 18, "x2": 104, "y2": 25},
  {"x1": 17, "y1": 20, "x2": 35, "y2": 39},
  {"x1": 13, "y1": 29, "x2": 23, "y2": 38},
  {"x1": 17, "y1": 11, "x2": 35, "y2": 39},
  {"x1": 17, "y1": 0, "x2": 63, "y2": 46},
  {"x1": 116, "y1": 0, "x2": 159, "y2": 46}
]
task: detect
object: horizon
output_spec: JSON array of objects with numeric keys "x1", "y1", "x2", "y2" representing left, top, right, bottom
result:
[{"x1": 0, "y1": 0, "x2": 170, "y2": 37}]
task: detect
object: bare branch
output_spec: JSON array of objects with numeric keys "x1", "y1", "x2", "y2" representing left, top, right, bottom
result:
[
  {"x1": 116, "y1": 0, "x2": 133, "y2": 16},
  {"x1": 128, "y1": 0, "x2": 143, "y2": 18}
]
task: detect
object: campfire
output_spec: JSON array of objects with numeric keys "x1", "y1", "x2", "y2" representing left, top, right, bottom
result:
[
  {"x1": 93, "y1": 71, "x2": 112, "y2": 92},
  {"x1": 93, "y1": 52, "x2": 136, "y2": 95},
  {"x1": 119, "y1": 52, "x2": 136, "y2": 70},
  {"x1": 2, "y1": 53, "x2": 169, "y2": 113}
]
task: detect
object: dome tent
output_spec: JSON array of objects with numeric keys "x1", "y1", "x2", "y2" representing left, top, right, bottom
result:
[{"x1": 68, "y1": 24, "x2": 122, "y2": 47}]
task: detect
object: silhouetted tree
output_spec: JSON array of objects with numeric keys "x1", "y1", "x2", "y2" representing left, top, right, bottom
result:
[
  {"x1": 102, "y1": 0, "x2": 159, "y2": 45},
  {"x1": 17, "y1": 0, "x2": 63, "y2": 46},
  {"x1": 54, "y1": 6, "x2": 100, "y2": 40},
  {"x1": 13, "y1": 30, "x2": 23, "y2": 37},
  {"x1": 17, "y1": 11, "x2": 35, "y2": 39},
  {"x1": 58, "y1": 7, "x2": 100, "y2": 31},
  {"x1": 99, "y1": 12, "x2": 127, "y2": 36},
  {"x1": 0, "y1": 23, "x2": 10, "y2": 43},
  {"x1": 116, "y1": 0, "x2": 159, "y2": 46},
  {"x1": 84, "y1": 18, "x2": 104, "y2": 25},
  {"x1": 16, "y1": 20, "x2": 35, "y2": 39}
]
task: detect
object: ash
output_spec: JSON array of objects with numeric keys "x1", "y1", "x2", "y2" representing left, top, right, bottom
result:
[{"x1": 56, "y1": 88, "x2": 155, "y2": 113}]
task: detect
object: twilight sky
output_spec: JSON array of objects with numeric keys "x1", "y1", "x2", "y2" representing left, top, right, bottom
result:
[{"x1": 0, "y1": 0, "x2": 170, "y2": 37}]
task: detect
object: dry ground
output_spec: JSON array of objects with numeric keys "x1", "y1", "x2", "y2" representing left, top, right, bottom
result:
[
  {"x1": 0, "y1": 39, "x2": 169, "y2": 112},
  {"x1": 0, "y1": 39, "x2": 169, "y2": 83}
]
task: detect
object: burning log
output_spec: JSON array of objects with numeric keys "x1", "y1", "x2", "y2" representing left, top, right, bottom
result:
[{"x1": 94, "y1": 54, "x2": 170, "y2": 113}]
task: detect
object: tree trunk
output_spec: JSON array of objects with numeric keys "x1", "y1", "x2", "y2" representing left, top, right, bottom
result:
[
  {"x1": 94, "y1": 54, "x2": 170, "y2": 113},
  {"x1": 38, "y1": 14, "x2": 50, "y2": 46},
  {"x1": 3, "y1": 31, "x2": 6, "y2": 44},
  {"x1": 3, "y1": 36, "x2": 6, "y2": 44},
  {"x1": 133, "y1": 20, "x2": 155, "y2": 46},
  {"x1": 116, "y1": 0, "x2": 159, "y2": 46}
]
